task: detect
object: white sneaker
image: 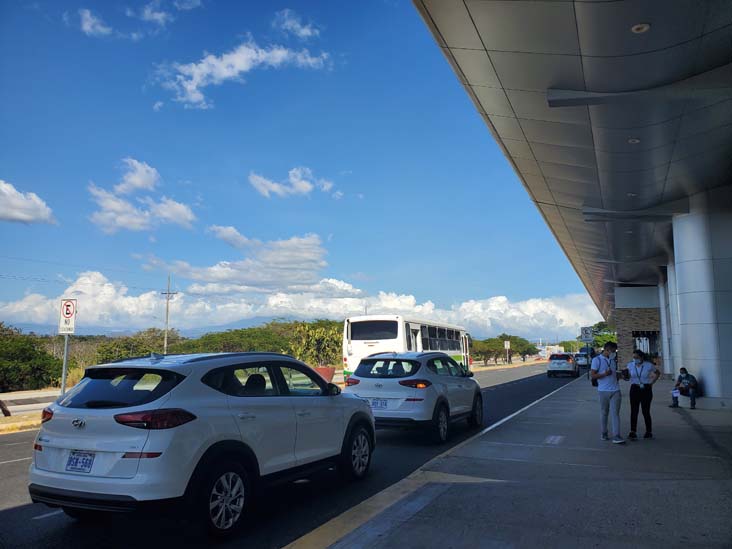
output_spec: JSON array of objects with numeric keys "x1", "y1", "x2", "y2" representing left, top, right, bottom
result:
[{"x1": 612, "y1": 436, "x2": 626, "y2": 444}]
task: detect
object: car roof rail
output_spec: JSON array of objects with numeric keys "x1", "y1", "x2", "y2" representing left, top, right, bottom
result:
[
  {"x1": 183, "y1": 352, "x2": 297, "y2": 364},
  {"x1": 109, "y1": 353, "x2": 183, "y2": 364}
]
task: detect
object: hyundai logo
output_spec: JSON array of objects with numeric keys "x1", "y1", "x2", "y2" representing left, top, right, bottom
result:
[
  {"x1": 71, "y1": 418, "x2": 86, "y2": 429},
  {"x1": 374, "y1": 383, "x2": 383, "y2": 388}
]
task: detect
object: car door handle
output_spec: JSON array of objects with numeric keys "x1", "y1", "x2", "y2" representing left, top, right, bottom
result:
[
  {"x1": 296, "y1": 411, "x2": 311, "y2": 417},
  {"x1": 237, "y1": 413, "x2": 256, "y2": 420}
]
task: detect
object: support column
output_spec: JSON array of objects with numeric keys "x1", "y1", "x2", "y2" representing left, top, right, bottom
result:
[
  {"x1": 672, "y1": 186, "x2": 732, "y2": 405},
  {"x1": 657, "y1": 281, "x2": 673, "y2": 375},
  {"x1": 666, "y1": 261, "x2": 683, "y2": 378}
]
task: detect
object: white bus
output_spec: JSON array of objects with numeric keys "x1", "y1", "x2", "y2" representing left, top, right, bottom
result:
[{"x1": 342, "y1": 315, "x2": 471, "y2": 378}]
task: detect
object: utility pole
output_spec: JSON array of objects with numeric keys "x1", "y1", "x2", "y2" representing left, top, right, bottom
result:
[{"x1": 161, "y1": 274, "x2": 178, "y2": 355}]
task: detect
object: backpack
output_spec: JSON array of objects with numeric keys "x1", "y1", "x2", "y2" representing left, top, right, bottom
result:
[{"x1": 590, "y1": 355, "x2": 606, "y2": 387}]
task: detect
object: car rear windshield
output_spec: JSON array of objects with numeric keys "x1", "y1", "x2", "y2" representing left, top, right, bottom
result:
[
  {"x1": 549, "y1": 354, "x2": 572, "y2": 361},
  {"x1": 350, "y1": 320, "x2": 398, "y2": 340},
  {"x1": 355, "y1": 359, "x2": 421, "y2": 378},
  {"x1": 57, "y1": 368, "x2": 185, "y2": 409}
]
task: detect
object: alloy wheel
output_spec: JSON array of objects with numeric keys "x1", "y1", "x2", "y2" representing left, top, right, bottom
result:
[
  {"x1": 209, "y1": 471, "x2": 245, "y2": 531},
  {"x1": 351, "y1": 431, "x2": 370, "y2": 475},
  {"x1": 438, "y1": 408, "x2": 448, "y2": 441}
]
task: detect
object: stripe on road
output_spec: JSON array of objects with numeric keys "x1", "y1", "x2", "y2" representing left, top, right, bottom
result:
[
  {"x1": 33, "y1": 510, "x2": 64, "y2": 520},
  {"x1": 0, "y1": 457, "x2": 32, "y2": 465}
]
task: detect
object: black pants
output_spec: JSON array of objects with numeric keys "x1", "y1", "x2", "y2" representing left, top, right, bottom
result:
[{"x1": 629, "y1": 384, "x2": 653, "y2": 434}]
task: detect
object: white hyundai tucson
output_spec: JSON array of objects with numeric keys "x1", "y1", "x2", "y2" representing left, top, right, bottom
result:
[
  {"x1": 28, "y1": 353, "x2": 374, "y2": 537},
  {"x1": 342, "y1": 352, "x2": 483, "y2": 443}
]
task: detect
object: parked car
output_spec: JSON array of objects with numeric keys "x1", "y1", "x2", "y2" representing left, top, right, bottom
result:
[
  {"x1": 342, "y1": 352, "x2": 483, "y2": 443},
  {"x1": 547, "y1": 353, "x2": 579, "y2": 377},
  {"x1": 28, "y1": 353, "x2": 374, "y2": 537},
  {"x1": 574, "y1": 353, "x2": 589, "y2": 367}
]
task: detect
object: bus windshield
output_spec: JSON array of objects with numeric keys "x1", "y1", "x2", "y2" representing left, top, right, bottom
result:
[{"x1": 350, "y1": 320, "x2": 398, "y2": 340}]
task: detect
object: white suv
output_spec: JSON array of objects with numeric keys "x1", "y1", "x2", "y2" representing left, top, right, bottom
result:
[
  {"x1": 28, "y1": 353, "x2": 374, "y2": 537},
  {"x1": 342, "y1": 352, "x2": 482, "y2": 443}
]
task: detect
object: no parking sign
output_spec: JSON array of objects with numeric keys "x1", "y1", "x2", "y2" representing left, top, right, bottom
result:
[{"x1": 59, "y1": 298, "x2": 77, "y2": 335}]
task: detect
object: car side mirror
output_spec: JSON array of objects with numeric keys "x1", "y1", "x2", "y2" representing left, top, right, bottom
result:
[
  {"x1": 327, "y1": 383, "x2": 341, "y2": 396},
  {"x1": 466, "y1": 371, "x2": 474, "y2": 378}
]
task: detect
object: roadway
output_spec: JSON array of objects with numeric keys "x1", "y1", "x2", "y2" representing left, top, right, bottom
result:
[{"x1": 0, "y1": 362, "x2": 575, "y2": 548}]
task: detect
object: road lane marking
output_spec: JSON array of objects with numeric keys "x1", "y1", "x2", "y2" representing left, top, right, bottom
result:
[
  {"x1": 33, "y1": 510, "x2": 64, "y2": 520},
  {"x1": 0, "y1": 457, "x2": 32, "y2": 465},
  {"x1": 543, "y1": 435, "x2": 565, "y2": 445},
  {"x1": 287, "y1": 375, "x2": 585, "y2": 549},
  {"x1": 1, "y1": 441, "x2": 30, "y2": 447}
]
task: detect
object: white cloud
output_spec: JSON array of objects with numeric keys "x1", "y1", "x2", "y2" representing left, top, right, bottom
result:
[
  {"x1": 139, "y1": 0, "x2": 173, "y2": 26},
  {"x1": 207, "y1": 225, "x2": 259, "y2": 249},
  {"x1": 249, "y1": 167, "x2": 338, "y2": 199},
  {"x1": 79, "y1": 8, "x2": 112, "y2": 37},
  {"x1": 0, "y1": 180, "x2": 55, "y2": 224},
  {"x1": 273, "y1": 9, "x2": 320, "y2": 40},
  {"x1": 143, "y1": 196, "x2": 196, "y2": 228},
  {"x1": 158, "y1": 38, "x2": 329, "y2": 108},
  {"x1": 153, "y1": 101, "x2": 164, "y2": 111},
  {"x1": 114, "y1": 158, "x2": 160, "y2": 195},
  {"x1": 88, "y1": 187, "x2": 195, "y2": 234},
  {"x1": 145, "y1": 233, "x2": 327, "y2": 290},
  {"x1": 0, "y1": 269, "x2": 601, "y2": 338},
  {"x1": 88, "y1": 184, "x2": 152, "y2": 233},
  {"x1": 332, "y1": 190, "x2": 344, "y2": 200},
  {"x1": 173, "y1": 0, "x2": 202, "y2": 10}
]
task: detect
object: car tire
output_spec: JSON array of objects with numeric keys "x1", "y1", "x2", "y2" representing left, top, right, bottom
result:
[
  {"x1": 340, "y1": 423, "x2": 372, "y2": 480},
  {"x1": 547, "y1": 372, "x2": 553, "y2": 378},
  {"x1": 197, "y1": 460, "x2": 250, "y2": 538},
  {"x1": 431, "y1": 403, "x2": 450, "y2": 444},
  {"x1": 468, "y1": 393, "x2": 483, "y2": 428}
]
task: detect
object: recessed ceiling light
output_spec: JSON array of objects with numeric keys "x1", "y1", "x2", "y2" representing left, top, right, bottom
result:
[
  {"x1": 631, "y1": 23, "x2": 651, "y2": 34},
  {"x1": 627, "y1": 192, "x2": 637, "y2": 197},
  {"x1": 628, "y1": 137, "x2": 641, "y2": 144}
]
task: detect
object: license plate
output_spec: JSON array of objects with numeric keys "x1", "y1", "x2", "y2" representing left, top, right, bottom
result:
[
  {"x1": 65, "y1": 450, "x2": 95, "y2": 473},
  {"x1": 370, "y1": 399, "x2": 388, "y2": 410}
]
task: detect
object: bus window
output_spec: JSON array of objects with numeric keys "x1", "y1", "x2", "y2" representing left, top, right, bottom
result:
[
  {"x1": 405, "y1": 323, "x2": 412, "y2": 351},
  {"x1": 351, "y1": 320, "x2": 398, "y2": 340},
  {"x1": 421, "y1": 325, "x2": 429, "y2": 351}
]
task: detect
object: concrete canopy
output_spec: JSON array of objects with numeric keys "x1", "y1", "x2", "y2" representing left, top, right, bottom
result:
[{"x1": 414, "y1": 0, "x2": 732, "y2": 319}]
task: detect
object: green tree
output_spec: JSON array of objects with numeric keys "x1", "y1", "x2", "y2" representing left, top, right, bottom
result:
[
  {"x1": 0, "y1": 323, "x2": 63, "y2": 391},
  {"x1": 591, "y1": 321, "x2": 617, "y2": 349},
  {"x1": 290, "y1": 320, "x2": 341, "y2": 366}
]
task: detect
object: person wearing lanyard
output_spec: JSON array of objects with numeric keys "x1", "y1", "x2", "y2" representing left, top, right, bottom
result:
[{"x1": 622, "y1": 349, "x2": 660, "y2": 440}]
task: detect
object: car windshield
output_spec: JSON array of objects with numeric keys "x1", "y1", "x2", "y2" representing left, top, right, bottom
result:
[
  {"x1": 355, "y1": 359, "x2": 421, "y2": 378},
  {"x1": 58, "y1": 368, "x2": 184, "y2": 409},
  {"x1": 549, "y1": 354, "x2": 571, "y2": 361}
]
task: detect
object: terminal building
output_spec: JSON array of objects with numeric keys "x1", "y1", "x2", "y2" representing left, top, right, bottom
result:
[{"x1": 413, "y1": 0, "x2": 732, "y2": 408}]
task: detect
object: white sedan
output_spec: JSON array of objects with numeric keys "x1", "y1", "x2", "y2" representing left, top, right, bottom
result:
[{"x1": 343, "y1": 351, "x2": 483, "y2": 443}]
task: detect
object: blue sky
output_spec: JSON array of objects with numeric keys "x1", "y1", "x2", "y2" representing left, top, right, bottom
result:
[{"x1": 0, "y1": 0, "x2": 601, "y2": 339}]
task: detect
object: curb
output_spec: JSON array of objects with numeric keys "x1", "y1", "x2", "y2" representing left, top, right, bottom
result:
[{"x1": 0, "y1": 419, "x2": 41, "y2": 435}]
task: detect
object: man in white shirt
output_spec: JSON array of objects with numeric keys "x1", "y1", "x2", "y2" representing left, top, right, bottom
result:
[{"x1": 590, "y1": 342, "x2": 625, "y2": 444}]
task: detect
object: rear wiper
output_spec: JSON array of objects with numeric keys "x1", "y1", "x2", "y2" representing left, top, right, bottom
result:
[{"x1": 84, "y1": 400, "x2": 128, "y2": 408}]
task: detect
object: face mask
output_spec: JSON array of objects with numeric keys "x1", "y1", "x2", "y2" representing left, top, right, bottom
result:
[
  {"x1": 610, "y1": 352, "x2": 617, "y2": 360},
  {"x1": 634, "y1": 358, "x2": 642, "y2": 364}
]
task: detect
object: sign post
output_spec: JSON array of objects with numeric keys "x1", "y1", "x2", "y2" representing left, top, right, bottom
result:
[
  {"x1": 580, "y1": 326, "x2": 593, "y2": 344},
  {"x1": 504, "y1": 340, "x2": 510, "y2": 363},
  {"x1": 58, "y1": 299, "x2": 77, "y2": 395}
]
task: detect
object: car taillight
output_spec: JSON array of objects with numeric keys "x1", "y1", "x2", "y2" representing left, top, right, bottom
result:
[
  {"x1": 33, "y1": 443, "x2": 43, "y2": 452},
  {"x1": 41, "y1": 408, "x2": 53, "y2": 423},
  {"x1": 114, "y1": 409, "x2": 196, "y2": 430},
  {"x1": 345, "y1": 378, "x2": 360, "y2": 386},
  {"x1": 399, "y1": 379, "x2": 432, "y2": 389}
]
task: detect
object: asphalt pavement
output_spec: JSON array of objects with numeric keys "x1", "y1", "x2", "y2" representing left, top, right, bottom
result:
[{"x1": 0, "y1": 362, "x2": 572, "y2": 549}]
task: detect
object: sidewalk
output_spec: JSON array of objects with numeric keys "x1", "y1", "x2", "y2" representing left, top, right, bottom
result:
[
  {"x1": 0, "y1": 389, "x2": 59, "y2": 434},
  {"x1": 293, "y1": 378, "x2": 732, "y2": 548}
]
